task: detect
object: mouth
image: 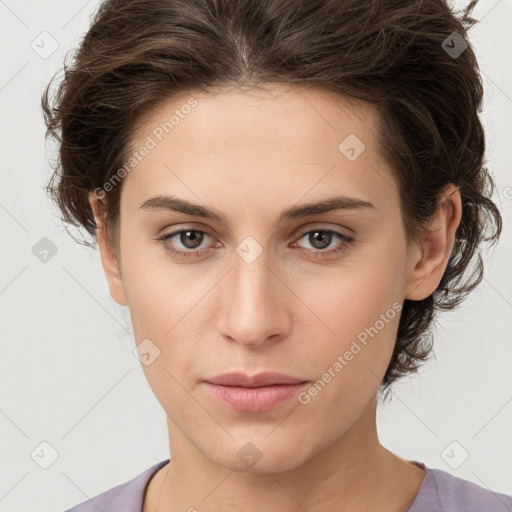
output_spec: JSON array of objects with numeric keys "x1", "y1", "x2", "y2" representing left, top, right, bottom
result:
[{"x1": 202, "y1": 372, "x2": 309, "y2": 412}]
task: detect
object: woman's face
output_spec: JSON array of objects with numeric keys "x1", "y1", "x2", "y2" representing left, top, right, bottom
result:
[{"x1": 92, "y1": 84, "x2": 435, "y2": 473}]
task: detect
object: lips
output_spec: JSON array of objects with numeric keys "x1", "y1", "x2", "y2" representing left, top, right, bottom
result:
[
  {"x1": 202, "y1": 372, "x2": 309, "y2": 412},
  {"x1": 203, "y1": 371, "x2": 307, "y2": 388}
]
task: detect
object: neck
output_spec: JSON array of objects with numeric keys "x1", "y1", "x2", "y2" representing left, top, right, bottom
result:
[{"x1": 145, "y1": 394, "x2": 425, "y2": 512}]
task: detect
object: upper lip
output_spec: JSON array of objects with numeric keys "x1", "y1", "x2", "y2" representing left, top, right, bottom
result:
[{"x1": 204, "y1": 372, "x2": 307, "y2": 388}]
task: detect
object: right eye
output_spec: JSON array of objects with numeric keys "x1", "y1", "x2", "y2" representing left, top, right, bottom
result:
[{"x1": 156, "y1": 229, "x2": 215, "y2": 259}]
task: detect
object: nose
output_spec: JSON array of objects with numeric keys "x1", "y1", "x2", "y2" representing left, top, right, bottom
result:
[{"x1": 216, "y1": 249, "x2": 292, "y2": 349}]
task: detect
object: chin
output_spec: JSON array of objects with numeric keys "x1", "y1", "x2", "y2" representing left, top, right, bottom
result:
[{"x1": 205, "y1": 438, "x2": 311, "y2": 474}]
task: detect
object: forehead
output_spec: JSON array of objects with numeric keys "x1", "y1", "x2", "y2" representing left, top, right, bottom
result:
[{"x1": 121, "y1": 84, "x2": 397, "y2": 217}]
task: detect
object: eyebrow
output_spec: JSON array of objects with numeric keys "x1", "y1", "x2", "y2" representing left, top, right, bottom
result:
[{"x1": 138, "y1": 194, "x2": 375, "y2": 225}]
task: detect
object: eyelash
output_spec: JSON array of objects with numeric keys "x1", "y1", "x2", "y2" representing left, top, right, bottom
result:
[{"x1": 155, "y1": 227, "x2": 355, "y2": 260}]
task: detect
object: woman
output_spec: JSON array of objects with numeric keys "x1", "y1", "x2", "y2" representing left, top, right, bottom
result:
[{"x1": 42, "y1": 0, "x2": 511, "y2": 511}]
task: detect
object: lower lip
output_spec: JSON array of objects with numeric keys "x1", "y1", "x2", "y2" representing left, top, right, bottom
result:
[{"x1": 203, "y1": 382, "x2": 309, "y2": 412}]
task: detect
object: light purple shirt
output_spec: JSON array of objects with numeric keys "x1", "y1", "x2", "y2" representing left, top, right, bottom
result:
[{"x1": 63, "y1": 459, "x2": 512, "y2": 511}]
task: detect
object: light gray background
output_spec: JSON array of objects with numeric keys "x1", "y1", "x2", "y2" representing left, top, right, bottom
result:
[{"x1": 1, "y1": 0, "x2": 511, "y2": 511}]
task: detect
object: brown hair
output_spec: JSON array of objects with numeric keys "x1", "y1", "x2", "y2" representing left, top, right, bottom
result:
[{"x1": 41, "y1": 0, "x2": 501, "y2": 399}]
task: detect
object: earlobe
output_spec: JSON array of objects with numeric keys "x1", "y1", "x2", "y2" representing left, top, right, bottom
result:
[
  {"x1": 88, "y1": 192, "x2": 128, "y2": 307},
  {"x1": 404, "y1": 184, "x2": 462, "y2": 301}
]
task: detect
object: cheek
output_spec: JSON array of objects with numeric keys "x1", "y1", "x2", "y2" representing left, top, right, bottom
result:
[
  {"x1": 120, "y1": 239, "x2": 194, "y2": 334},
  {"x1": 295, "y1": 280, "x2": 402, "y2": 417},
  {"x1": 301, "y1": 254, "x2": 403, "y2": 334},
  {"x1": 293, "y1": 249, "x2": 405, "y2": 382},
  {"x1": 121, "y1": 244, "x2": 210, "y2": 377},
  {"x1": 125, "y1": 260, "x2": 202, "y2": 413}
]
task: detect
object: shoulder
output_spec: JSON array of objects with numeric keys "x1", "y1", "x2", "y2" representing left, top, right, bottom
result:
[
  {"x1": 409, "y1": 466, "x2": 512, "y2": 512},
  {"x1": 62, "y1": 459, "x2": 170, "y2": 512}
]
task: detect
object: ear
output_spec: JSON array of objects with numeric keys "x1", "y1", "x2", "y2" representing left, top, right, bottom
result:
[
  {"x1": 404, "y1": 184, "x2": 462, "y2": 301},
  {"x1": 88, "y1": 191, "x2": 128, "y2": 307}
]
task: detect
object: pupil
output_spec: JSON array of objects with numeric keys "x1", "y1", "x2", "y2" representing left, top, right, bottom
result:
[
  {"x1": 311, "y1": 231, "x2": 331, "y2": 249},
  {"x1": 183, "y1": 230, "x2": 203, "y2": 249}
]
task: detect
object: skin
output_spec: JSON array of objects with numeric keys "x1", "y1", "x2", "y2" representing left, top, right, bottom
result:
[{"x1": 88, "y1": 83, "x2": 462, "y2": 512}]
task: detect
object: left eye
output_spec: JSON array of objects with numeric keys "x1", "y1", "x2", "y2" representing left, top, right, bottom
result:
[
  {"x1": 294, "y1": 229, "x2": 353, "y2": 252},
  {"x1": 156, "y1": 228, "x2": 354, "y2": 259}
]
